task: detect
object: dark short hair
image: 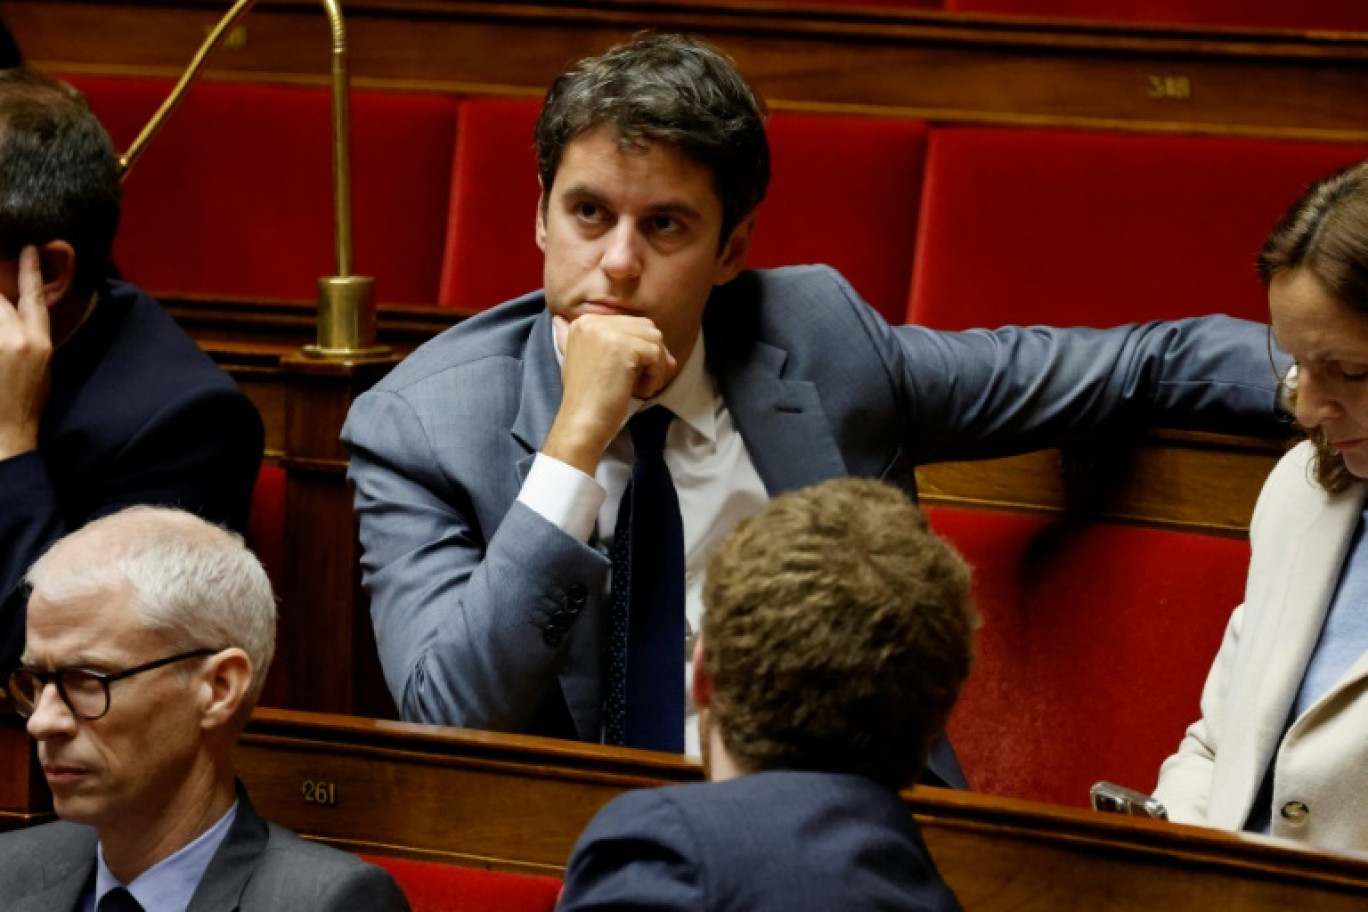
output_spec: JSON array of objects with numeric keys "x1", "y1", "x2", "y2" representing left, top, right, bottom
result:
[
  {"x1": 0, "y1": 70, "x2": 121, "y2": 295},
  {"x1": 534, "y1": 33, "x2": 770, "y2": 250},
  {"x1": 1258, "y1": 160, "x2": 1368, "y2": 494},
  {"x1": 702, "y1": 478, "x2": 975, "y2": 791}
]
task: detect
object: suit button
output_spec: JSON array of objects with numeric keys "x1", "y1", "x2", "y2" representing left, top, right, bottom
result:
[
  {"x1": 543, "y1": 626, "x2": 564, "y2": 648},
  {"x1": 1280, "y1": 801, "x2": 1310, "y2": 825},
  {"x1": 566, "y1": 583, "x2": 588, "y2": 610}
]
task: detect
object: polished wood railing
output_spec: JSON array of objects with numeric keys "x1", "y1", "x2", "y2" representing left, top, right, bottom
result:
[{"x1": 13, "y1": 708, "x2": 1367, "y2": 909}]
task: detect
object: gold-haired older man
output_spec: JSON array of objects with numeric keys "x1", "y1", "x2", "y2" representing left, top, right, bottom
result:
[
  {"x1": 0, "y1": 507, "x2": 407, "y2": 912},
  {"x1": 557, "y1": 478, "x2": 976, "y2": 912}
]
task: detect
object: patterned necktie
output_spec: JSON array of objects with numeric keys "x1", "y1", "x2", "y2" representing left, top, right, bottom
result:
[
  {"x1": 603, "y1": 406, "x2": 686, "y2": 751},
  {"x1": 98, "y1": 887, "x2": 144, "y2": 912}
]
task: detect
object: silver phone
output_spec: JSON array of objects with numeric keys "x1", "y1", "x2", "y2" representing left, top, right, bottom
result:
[{"x1": 1090, "y1": 781, "x2": 1168, "y2": 820}]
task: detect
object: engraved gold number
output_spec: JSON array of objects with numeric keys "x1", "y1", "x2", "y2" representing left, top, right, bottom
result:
[
  {"x1": 301, "y1": 780, "x2": 339, "y2": 807},
  {"x1": 1147, "y1": 75, "x2": 1192, "y2": 101}
]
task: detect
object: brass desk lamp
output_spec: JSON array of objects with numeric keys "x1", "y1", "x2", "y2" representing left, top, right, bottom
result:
[{"x1": 119, "y1": 0, "x2": 389, "y2": 360}]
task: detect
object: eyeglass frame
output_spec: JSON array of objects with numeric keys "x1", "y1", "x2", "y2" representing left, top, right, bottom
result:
[{"x1": 5, "y1": 648, "x2": 219, "y2": 722}]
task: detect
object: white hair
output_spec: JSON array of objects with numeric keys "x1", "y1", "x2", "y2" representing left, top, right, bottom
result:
[{"x1": 25, "y1": 506, "x2": 277, "y2": 712}]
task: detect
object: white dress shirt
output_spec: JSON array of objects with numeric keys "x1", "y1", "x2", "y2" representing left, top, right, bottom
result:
[{"x1": 517, "y1": 333, "x2": 769, "y2": 755}]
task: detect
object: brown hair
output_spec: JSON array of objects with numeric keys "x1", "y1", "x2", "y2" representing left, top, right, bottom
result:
[
  {"x1": 702, "y1": 478, "x2": 975, "y2": 790},
  {"x1": 1259, "y1": 160, "x2": 1368, "y2": 494},
  {"x1": 534, "y1": 33, "x2": 769, "y2": 251}
]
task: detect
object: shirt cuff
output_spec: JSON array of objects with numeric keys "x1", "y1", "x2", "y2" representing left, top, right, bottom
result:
[{"x1": 517, "y1": 453, "x2": 605, "y2": 543}]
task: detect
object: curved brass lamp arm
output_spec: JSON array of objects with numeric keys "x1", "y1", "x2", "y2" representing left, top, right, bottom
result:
[{"x1": 118, "y1": 0, "x2": 257, "y2": 181}]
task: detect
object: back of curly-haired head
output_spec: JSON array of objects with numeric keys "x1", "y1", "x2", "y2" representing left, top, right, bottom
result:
[
  {"x1": 534, "y1": 32, "x2": 770, "y2": 252},
  {"x1": 702, "y1": 478, "x2": 974, "y2": 791}
]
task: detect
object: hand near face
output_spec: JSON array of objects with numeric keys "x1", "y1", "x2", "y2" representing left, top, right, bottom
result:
[
  {"x1": 0, "y1": 246, "x2": 51, "y2": 460},
  {"x1": 543, "y1": 313, "x2": 678, "y2": 475}
]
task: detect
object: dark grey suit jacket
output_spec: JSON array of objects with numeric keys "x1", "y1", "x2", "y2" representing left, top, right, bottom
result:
[
  {"x1": 0, "y1": 789, "x2": 409, "y2": 911},
  {"x1": 343, "y1": 265, "x2": 1284, "y2": 766},
  {"x1": 557, "y1": 770, "x2": 963, "y2": 911}
]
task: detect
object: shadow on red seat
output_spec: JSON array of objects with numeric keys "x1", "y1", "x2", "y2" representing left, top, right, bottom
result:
[
  {"x1": 928, "y1": 505, "x2": 1247, "y2": 807},
  {"x1": 360, "y1": 855, "x2": 561, "y2": 912}
]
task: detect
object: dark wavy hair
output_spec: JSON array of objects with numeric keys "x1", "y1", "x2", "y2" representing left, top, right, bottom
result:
[
  {"x1": 1259, "y1": 160, "x2": 1368, "y2": 494},
  {"x1": 534, "y1": 33, "x2": 770, "y2": 251},
  {"x1": 702, "y1": 478, "x2": 975, "y2": 791},
  {"x1": 0, "y1": 69, "x2": 121, "y2": 296}
]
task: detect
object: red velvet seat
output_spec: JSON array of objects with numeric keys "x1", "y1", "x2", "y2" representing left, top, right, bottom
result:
[
  {"x1": 436, "y1": 98, "x2": 930, "y2": 322},
  {"x1": 437, "y1": 97, "x2": 544, "y2": 310},
  {"x1": 908, "y1": 126, "x2": 1368, "y2": 329},
  {"x1": 63, "y1": 74, "x2": 460, "y2": 305},
  {"x1": 360, "y1": 855, "x2": 561, "y2": 912},
  {"x1": 928, "y1": 505, "x2": 1246, "y2": 807},
  {"x1": 946, "y1": 0, "x2": 1368, "y2": 31},
  {"x1": 245, "y1": 464, "x2": 287, "y2": 595},
  {"x1": 751, "y1": 113, "x2": 929, "y2": 324}
]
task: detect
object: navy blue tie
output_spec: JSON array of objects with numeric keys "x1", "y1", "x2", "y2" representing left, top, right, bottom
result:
[
  {"x1": 99, "y1": 887, "x2": 144, "y2": 912},
  {"x1": 604, "y1": 406, "x2": 686, "y2": 751}
]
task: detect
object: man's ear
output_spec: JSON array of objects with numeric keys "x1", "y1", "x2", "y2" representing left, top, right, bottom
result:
[
  {"x1": 712, "y1": 213, "x2": 755, "y2": 287},
  {"x1": 197, "y1": 648, "x2": 253, "y2": 732},
  {"x1": 691, "y1": 634, "x2": 712, "y2": 710},
  {"x1": 535, "y1": 179, "x2": 548, "y2": 253},
  {"x1": 36, "y1": 240, "x2": 76, "y2": 307}
]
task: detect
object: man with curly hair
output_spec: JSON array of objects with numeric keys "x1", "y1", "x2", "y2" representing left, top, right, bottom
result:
[{"x1": 556, "y1": 478, "x2": 973, "y2": 911}]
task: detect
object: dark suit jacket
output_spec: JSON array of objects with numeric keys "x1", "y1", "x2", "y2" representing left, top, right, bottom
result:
[
  {"x1": 343, "y1": 265, "x2": 1283, "y2": 783},
  {"x1": 0, "y1": 787, "x2": 409, "y2": 911},
  {"x1": 557, "y1": 770, "x2": 963, "y2": 911},
  {"x1": 0, "y1": 279, "x2": 264, "y2": 671}
]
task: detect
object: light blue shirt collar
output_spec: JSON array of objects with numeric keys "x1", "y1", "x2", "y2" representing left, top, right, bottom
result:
[{"x1": 89, "y1": 798, "x2": 238, "y2": 912}]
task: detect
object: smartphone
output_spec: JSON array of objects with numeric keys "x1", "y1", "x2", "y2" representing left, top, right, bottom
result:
[{"x1": 1090, "y1": 781, "x2": 1168, "y2": 820}]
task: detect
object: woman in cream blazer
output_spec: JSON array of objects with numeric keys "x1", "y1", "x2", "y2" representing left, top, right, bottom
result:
[
  {"x1": 1154, "y1": 160, "x2": 1368, "y2": 853},
  {"x1": 1153, "y1": 441, "x2": 1368, "y2": 848}
]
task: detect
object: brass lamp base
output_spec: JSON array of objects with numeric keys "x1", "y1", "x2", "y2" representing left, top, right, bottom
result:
[{"x1": 302, "y1": 275, "x2": 392, "y2": 360}]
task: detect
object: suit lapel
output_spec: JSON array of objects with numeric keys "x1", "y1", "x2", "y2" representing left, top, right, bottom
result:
[
  {"x1": 712, "y1": 334, "x2": 846, "y2": 496},
  {"x1": 13, "y1": 846, "x2": 94, "y2": 912},
  {"x1": 511, "y1": 311, "x2": 563, "y2": 489},
  {"x1": 187, "y1": 786, "x2": 269, "y2": 912},
  {"x1": 1229, "y1": 480, "x2": 1367, "y2": 817}
]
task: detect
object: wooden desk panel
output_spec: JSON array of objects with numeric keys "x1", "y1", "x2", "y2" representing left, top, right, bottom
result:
[
  {"x1": 10, "y1": 1, "x2": 1368, "y2": 142},
  {"x1": 232, "y1": 708, "x2": 1368, "y2": 909}
]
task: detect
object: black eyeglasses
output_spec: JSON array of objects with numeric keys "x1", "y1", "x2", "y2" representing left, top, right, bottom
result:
[{"x1": 6, "y1": 648, "x2": 217, "y2": 721}]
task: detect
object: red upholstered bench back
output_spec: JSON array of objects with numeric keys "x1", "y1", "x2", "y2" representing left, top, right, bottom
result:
[
  {"x1": 751, "y1": 113, "x2": 929, "y2": 323},
  {"x1": 436, "y1": 98, "x2": 929, "y2": 321},
  {"x1": 908, "y1": 126, "x2": 1368, "y2": 330},
  {"x1": 438, "y1": 97, "x2": 543, "y2": 310},
  {"x1": 63, "y1": 74, "x2": 460, "y2": 305},
  {"x1": 928, "y1": 506, "x2": 1247, "y2": 807},
  {"x1": 245, "y1": 464, "x2": 287, "y2": 593},
  {"x1": 945, "y1": 0, "x2": 1368, "y2": 30},
  {"x1": 359, "y1": 855, "x2": 561, "y2": 912}
]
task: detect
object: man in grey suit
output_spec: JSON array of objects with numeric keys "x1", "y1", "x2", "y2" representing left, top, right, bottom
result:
[
  {"x1": 558, "y1": 478, "x2": 973, "y2": 910},
  {"x1": 341, "y1": 34, "x2": 1286, "y2": 783},
  {"x1": 0, "y1": 507, "x2": 408, "y2": 911}
]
